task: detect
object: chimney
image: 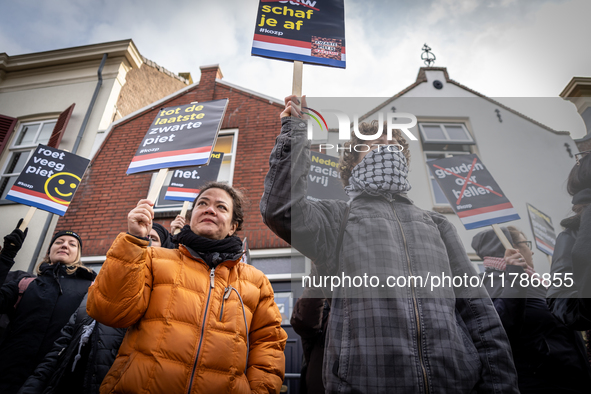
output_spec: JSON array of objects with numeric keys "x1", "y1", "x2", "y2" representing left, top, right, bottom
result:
[{"x1": 198, "y1": 64, "x2": 223, "y2": 101}]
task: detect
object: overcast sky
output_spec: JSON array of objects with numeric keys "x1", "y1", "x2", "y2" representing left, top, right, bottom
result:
[{"x1": 1, "y1": 0, "x2": 589, "y2": 137}]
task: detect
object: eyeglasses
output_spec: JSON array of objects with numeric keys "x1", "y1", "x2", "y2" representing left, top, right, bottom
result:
[
  {"x1": 575, "y1": 150, "x2": 591, "y2": 165},
  {"x1": 515, "y1": 240, "x2": 532, "y2": 250}
]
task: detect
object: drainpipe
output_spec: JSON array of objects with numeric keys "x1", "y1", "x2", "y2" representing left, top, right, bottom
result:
[{"x1": 28, "y1": 53, "x2": 108, "y2": 272}]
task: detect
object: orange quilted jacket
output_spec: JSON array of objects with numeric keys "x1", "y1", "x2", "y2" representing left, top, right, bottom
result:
[{"x1": 87, "y1": 233, "x2": 287, "y2": 393}]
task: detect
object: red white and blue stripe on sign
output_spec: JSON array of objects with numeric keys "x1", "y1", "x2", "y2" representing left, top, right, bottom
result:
[
  {"x1": 127, "y1": 146, "x2": 212, "y2": 175},
  {"x1": 164, "y1": 187, "x2": 200, "y2": 202},
  {"x1": 6, "y1": 185, "x2": 69, "y2": 216},
  {"x1": 457, "y1": 202, "x2": 520, "y2": 230},
  {"x1": 534, "y1": 237, "x2": 554, "y2": 255},
  {"x1": 252, "y1": 34, "x2": 346, "y2": 68}
]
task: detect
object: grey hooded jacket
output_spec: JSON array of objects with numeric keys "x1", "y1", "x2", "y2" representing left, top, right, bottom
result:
[{"x1": 260, "y1": 117, "x2": 518, "y2": 393}]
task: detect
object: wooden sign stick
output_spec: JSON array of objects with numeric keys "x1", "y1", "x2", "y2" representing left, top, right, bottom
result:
[
  {"x1": 147, "y1": 168, "x2": 169, "y2": 204},
  {"x1": 292, "y1": 61, "x2": 303, "y2": 111},
  {"x1": 19, "y1": 206, "x2": 37, "y2": 231},
  {"x1": 491, "y1": 223, "x2": 513, "y2": 250},
  {"x1": 180, "y1": 200, "x2": 190, "y2": 218},
  {"x1": 173, "y1": 201, "x2": 191, "y2": 235}
]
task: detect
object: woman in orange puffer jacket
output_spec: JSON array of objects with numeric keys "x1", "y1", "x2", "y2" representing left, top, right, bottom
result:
[{"x1": 87, "y1": 182, "x2": 287, "y2": 393}]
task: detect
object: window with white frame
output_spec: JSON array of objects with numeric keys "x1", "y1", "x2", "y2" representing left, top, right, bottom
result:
[
  {"x1": 153, "y1": 129, "x2": 239, "y2": 211},
  {"x1": 0, "y1": 120, "x2": 57, "y2": 200},
  {"x1": 420, "y1": 122, "x2": 476, "y2": 206}
]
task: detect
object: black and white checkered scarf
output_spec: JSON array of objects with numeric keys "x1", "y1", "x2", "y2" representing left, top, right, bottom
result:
[{"x1": 345, "y1": 148, "x2": 411, "y2": 198}]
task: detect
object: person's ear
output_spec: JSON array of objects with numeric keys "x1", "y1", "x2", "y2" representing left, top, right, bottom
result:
[{"x1": 228, "y1": 222, "x2": 238, "y2": 237}]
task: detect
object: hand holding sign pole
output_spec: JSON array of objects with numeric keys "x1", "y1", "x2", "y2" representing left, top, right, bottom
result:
[{"x1": 427, "y1": 154, "x2": 519, "y2": 250}]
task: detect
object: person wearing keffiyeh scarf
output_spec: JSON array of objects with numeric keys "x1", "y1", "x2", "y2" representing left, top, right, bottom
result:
[
  {"x1": 344, "y1": 148, "x2": 411, "y2": 199},
  {"x1": 473, "y1": 226, "x2": 591, "y2": 393},
  {"x1": 261, "y1": 95, "x2": 520, "y2": 393}
]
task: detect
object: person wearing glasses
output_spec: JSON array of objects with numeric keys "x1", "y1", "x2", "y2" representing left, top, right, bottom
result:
[
  {"x1": 472, "y1": 226, "x2": 591, "y2": 393},
  {"x1": 548, "y1": 149, "x2": 591, "y2": 362}
]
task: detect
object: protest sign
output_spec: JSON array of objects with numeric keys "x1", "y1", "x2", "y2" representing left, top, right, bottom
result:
[
  {"x1": 307, "y1": 151, "x2": 347, "y2": 201},
  {"x1": 127, "y1": 99, "x2": 228, "y2": 175},
  {"x1": 427, "y1": 154, "x2": 519, "y2": 230},
  {"x1": 164, "y1": 152, "x2": 224, "y2": 202},
  {"x1": 526, "y1": 203, "x2": 556, "y2": 256},
  {"x1": 6, "y1": 145, "x2": 89, "y2": 216},
  {"x1": 252, "y1": 0, "x2": 346, "y2": 69}
]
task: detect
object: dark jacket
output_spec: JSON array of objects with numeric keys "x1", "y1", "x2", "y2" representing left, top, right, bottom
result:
[
  {"x1": 0, "y1": 269, "x2": 34, "y2": 342},
  {"x1": 547, "y1": 206, "x2": 591, "y2": 329},
  {"x1": 290, "y1": 287, "x2": 329, "y2": 394},
  {"x1": 0, "y1": 258, "x2": 96, "y2": 394},
  {"x1": 261, "y1": 117, "x2": 518, "y2": 393},
  {"x1": 18, "y1": 294, "x2": 126, "y2": 394},
  {"x1": 473, "y1": 228, "x2": 591, "y2": 393}
]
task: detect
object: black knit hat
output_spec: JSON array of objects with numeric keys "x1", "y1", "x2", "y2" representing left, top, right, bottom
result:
[
  {"x1": 49, "y1": 230, "x2": 82, "y2": 252},
  {"x1": 151, "y1": 223, "x2": 175, "y2": 249},
  {"x1": 471, "y1": 227, "x2": 512, "y2": 260}
]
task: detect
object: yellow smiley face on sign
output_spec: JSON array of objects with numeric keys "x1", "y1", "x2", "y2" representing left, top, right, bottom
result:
[{"x1": 44, "y1": 172, "x2": 81, "y2": 205}]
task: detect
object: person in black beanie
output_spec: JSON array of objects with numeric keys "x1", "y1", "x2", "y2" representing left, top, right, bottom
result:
[
  {"x1": 18, "y1": 222, "x2": 181, "y2": 394},
  {"x1": 548, "y1": 150, "x2": 591, "y2": 366},
  {"x1": 0, "y1": 224, "x2": 96, "y2": 394},
  {"x1": 150, "y1": 222, "x2": 175, "y2": 249}
]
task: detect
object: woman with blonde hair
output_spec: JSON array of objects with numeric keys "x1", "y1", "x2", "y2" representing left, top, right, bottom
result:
[{"x1": 0, "y1": 226, "x2": 96, "y2": 393}]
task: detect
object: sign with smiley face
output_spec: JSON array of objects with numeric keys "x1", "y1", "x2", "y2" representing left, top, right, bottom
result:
[{"x1": 6, "y1": 145, "x2": 90, "y2": 216}]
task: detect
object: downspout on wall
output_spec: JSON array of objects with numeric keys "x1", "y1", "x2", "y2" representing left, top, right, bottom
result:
[{"x1": 28, "y1": 53, "x2": 108, "y2": 272}]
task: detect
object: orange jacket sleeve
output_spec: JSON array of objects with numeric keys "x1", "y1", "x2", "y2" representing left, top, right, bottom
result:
[
  {"x1": 247, "y1": 275, "x2": 288, "y2": 393},
  {"x1": 87, "y1": 233, "x2": 154, "y2": 328}
]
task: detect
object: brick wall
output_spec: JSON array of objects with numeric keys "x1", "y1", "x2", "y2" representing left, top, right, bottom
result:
[
  {"x1": 576, "y1": 139, "x2": 591, "y2": 152},
  {"x1": 115, "y1": 57, "x2": 189, "y2": 119},
  {"x1": 58, "y1": 65, "x2": 289, "y2": 256}
]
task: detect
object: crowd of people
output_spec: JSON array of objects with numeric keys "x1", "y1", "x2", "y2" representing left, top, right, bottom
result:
[{"x1": 0, "y1": 94, "x2": 591, "y2": 393}]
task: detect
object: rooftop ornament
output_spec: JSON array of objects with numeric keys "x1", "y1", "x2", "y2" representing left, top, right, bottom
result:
[{"x1": 421, "y1": 44, "x2": 436, "y2": 67}]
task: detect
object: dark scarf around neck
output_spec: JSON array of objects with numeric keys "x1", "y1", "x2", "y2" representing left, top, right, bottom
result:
[{"x1": 174, "y1": 225, "x2": 243, "y2": 268}]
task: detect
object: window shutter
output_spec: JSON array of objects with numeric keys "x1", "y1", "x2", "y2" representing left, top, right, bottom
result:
[
  {"x1": 0, "y1": 114, "x2": 18, "y2": 156},
  {"x1": 47, "y1": 103, "x2": 75, "y2": 148}
]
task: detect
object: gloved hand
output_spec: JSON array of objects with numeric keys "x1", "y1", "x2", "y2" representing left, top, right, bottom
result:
[{"x1": 1, "y1": 219, "x2": 28, "y2": 259}]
